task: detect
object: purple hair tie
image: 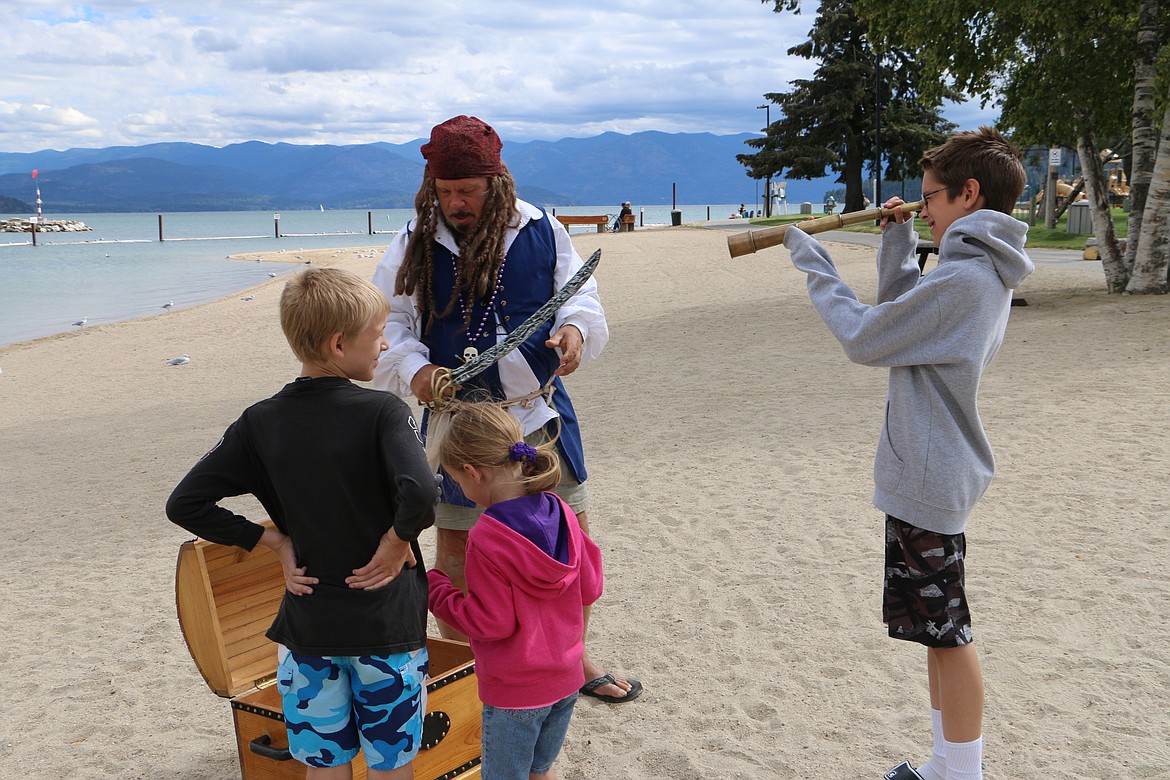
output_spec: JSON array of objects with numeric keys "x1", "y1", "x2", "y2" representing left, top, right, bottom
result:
[{"x1": 509, "y1": 442, "x2": 537, "y2": 465}]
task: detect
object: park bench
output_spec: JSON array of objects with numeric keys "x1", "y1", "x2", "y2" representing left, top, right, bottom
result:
[{"x1": 555, "y1": 214, "x2": 610, "y2": 233}]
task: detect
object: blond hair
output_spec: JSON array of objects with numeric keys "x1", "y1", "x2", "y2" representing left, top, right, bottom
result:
[
  {"x1": 920, "y1": 126, "x2": 1027, "y2": 214},
  {"x1": 435, "y1": 401, "x2": 560, "y2": 495},
  {"x1": 280, "y1": 267, "x2": 390, "y2": 364}
]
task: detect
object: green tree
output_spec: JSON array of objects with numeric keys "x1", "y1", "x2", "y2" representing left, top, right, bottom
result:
[
  {"x1": 739, "y1": 0, "x2": 955, "y2": 212},
  {"x1": 858, "y1": 0, "x2": 1170, "y2": 293}
]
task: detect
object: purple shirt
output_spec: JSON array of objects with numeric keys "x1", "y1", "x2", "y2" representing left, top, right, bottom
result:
[{"x1": 488, "y1": 493, "x2": 569, "y2": 563}]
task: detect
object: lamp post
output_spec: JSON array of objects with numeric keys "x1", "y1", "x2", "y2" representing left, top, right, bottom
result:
[
  {"x1": 757, "y1": 103, "x2": 771, "y2": 218},
  {"x1": 873, "y1": 50, "x2": 883, "y2": 208}
]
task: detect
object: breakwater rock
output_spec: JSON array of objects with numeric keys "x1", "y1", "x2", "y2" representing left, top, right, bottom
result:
[{"x1": 1, "y1": 218, "x2": 92, "y2": 233}]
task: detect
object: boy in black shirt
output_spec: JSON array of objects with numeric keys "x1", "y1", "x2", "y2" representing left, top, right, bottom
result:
[{"x1": 167, "y1": 267, "x2": 437, "y2": 780}]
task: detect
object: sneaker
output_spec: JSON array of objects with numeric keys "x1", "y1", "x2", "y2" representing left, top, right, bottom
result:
[{"x1": 884, "y1": 762, "x2": 925, "y2": 780}]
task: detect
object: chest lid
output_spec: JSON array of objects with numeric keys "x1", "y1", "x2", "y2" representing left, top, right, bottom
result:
[{"x1": 175, "y1": 523, "x2": 284, "y2": 698}]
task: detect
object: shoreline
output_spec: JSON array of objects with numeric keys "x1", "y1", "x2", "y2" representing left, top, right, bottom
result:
[
  {"x1": 1, "y1": 227, "x2": 1168, "y2": 778},
  {"x1": 0, "y1": 215, "x2": 1102, "y2": 349},
  {"x1": 0, "y1": 244, "x2": 389, "y2": 349}
]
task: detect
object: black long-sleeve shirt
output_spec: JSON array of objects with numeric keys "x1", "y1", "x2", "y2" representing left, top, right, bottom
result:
[{"x1": 167, "y1": 376, "x2": 438, "y2": 656}]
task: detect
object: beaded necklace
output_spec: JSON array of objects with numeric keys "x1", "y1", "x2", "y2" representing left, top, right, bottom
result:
[{"x1": 454, "y1": 255, "x2": 506, "y2": 363}]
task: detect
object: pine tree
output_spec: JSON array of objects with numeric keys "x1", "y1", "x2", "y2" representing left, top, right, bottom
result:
[{"x1": 739, "y1": 0, "x2": 955, "y2": 212}]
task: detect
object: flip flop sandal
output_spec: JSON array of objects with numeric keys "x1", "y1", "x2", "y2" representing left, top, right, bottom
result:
[{"x1": 579, "y1": 673, "x2": 644, "y2": 704}]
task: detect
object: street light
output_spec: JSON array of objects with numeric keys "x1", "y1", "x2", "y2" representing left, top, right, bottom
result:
[
  {"x1": 873, "y1": 50, "x2": 883, "y2": 208},
  {"x1": 757, "y1": 103, "x2": 771, "y2": 218}
]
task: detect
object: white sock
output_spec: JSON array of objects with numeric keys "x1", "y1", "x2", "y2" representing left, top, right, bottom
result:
[
  {"x1": 915, "y1": 709, "x2": 947, "y2": 780},
  {"x1": 944, "y1": 736, "x2": 983, "y2": 780}
]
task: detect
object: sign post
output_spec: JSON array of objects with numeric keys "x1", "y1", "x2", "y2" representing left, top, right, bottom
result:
[
  {"x1": 31, "y1": 170, "x2": 41, "y2": 245},
  {"x1": 1045, "y1": 148, "x2": 1061, "y2": 230}
]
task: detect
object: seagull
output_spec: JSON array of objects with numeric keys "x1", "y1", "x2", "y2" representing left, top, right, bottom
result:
[
  {"x1": 241, "y1": 294, "x2": 254, "y2": 301},
  {"x1": 72, "y1": 317, "x2": 87, "y2": 327},
  {"x1": 268, "y1": 272, "x2": 277, "y2": 277},
  {"x1": 166, "y1": 354, "x2": 190, "y2": 366},
  {"x1": 162, "y1": 300, "x2": 174, "y2": 309}
]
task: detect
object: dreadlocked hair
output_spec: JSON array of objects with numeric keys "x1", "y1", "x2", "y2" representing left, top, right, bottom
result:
[{"x1": 395, "y1": 169, "x2": 520, "y2": 335}]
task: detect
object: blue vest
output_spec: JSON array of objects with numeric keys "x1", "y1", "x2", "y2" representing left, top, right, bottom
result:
[{"x1": 416, "y1": 212, "x2": 587, "y2": 508}]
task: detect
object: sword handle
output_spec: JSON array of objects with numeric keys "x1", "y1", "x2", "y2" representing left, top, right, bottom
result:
[{"x1": 423, "y1": 367, "x2": 458, "y2": 411}]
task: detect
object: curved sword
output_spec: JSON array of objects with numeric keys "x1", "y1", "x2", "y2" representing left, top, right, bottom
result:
[{"x1": 448, "y1": 248, "x2": 601, "y2": 386}]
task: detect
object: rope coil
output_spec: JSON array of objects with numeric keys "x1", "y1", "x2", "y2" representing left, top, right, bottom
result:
[{"x1": 425, "y1": 369, "x2": 557, "y2": 414}]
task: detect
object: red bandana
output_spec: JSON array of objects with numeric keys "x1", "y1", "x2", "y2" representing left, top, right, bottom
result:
[{"x1": 421, "y1": 115, "x2": 504, "y2": 179}]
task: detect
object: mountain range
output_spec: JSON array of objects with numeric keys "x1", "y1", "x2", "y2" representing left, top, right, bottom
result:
[{"x1": 0, "y1": 132, "x2": 837, "y2": 213}]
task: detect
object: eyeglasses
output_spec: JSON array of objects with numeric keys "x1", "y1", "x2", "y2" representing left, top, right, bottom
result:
[{"x1": 921, "y1": 187, "x2": 948, "y2": 206}]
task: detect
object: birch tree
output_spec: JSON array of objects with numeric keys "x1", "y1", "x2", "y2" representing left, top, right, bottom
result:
[
  {"x1": 1129, "y1": 96, "x2": 1170, "y2": 292},
  {"x1": 1125, "y1": 0, "x2": 1167, "y2": 293}
]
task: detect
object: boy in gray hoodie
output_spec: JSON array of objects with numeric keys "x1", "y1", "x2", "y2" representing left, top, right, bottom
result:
[{"x1": 782, "y1": 127, "x2": 1032, "y2": 780}]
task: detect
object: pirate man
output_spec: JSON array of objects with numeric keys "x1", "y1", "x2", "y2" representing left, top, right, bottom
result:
[{"x1": 372, "y1": 115, "x2": 641, "y2": 704}]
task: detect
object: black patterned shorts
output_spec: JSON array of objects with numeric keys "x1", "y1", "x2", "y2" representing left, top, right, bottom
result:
[{"x1": 883, "y1": 515, "x2": 973, "y2": 648}]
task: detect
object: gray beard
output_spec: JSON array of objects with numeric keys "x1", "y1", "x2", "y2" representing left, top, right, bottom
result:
[{"x1": 438, "y1": 211, "x2": 468, "y2": 244}]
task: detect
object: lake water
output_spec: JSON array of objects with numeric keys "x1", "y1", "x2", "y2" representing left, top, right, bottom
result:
[{"x1": 0, "y1": 204, "x2": 742, "y2": 346}]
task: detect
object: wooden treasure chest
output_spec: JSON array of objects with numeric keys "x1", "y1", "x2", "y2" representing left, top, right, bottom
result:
[{"x1": 175, "y1": 528, "x2": 482, "y2": 780}]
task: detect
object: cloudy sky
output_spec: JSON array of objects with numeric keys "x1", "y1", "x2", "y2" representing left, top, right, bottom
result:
[{"x1": 1, "y1": 1, "x2": 994, "y2": 153}]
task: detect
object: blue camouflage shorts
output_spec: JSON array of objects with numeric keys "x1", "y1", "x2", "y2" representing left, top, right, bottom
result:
[{"x1": 276, "y1": 645, "x2": 428, "y2": 770}]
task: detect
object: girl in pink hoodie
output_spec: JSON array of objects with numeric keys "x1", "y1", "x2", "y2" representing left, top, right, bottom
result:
[{"x1": 428, "y1": 403, "x2": 604, "y2": 780}]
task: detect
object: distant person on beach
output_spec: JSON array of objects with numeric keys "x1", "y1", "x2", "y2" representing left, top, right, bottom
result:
[
  {"x1": 428, "y1": 401, "x2": 604, "y2": 780},
  {"x1": 611, "y1": 201, "x2": 633, "y2": 232},
  {"x1": 371, "y1": 114, "x2": 641, "y2": 705},
  {"x1": 779, "y1": 127, "x2": 1032, "y2": 780},
  {"x1": 167, "y1": 267, "x2": 437, "y2": 780}
]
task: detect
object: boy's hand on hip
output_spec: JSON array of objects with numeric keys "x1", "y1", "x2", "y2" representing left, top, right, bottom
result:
[
  {"x1": 347, "y1": 531, "x2": 416, "y2": 590},
  {"x1": 259, "y1": 528, "x2": 317, "y2": 596}
]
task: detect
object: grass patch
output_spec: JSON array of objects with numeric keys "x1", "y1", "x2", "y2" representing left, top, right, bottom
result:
[{"x1": 748, "y1": 207, "x2": 1129, "y2": 250}]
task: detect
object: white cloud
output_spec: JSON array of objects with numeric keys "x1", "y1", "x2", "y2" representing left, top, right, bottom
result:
[
  {"x1": 0, "y1": 100, "x2": 103, "y2": 144},
  {"x1": 1, "y1": 1, "x2": 993, "y2": 153}
]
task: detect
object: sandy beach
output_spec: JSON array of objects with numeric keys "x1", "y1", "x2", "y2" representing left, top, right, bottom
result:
[{"x1": 1, "y1": 227, "x2": 1168, "y2": 779}]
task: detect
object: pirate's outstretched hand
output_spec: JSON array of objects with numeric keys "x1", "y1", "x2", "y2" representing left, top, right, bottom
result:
[{"x1": 547, "y1": 325, "x2": 583, "y2": 377}]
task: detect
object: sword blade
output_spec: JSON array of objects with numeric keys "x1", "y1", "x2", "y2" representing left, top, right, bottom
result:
[{"x1": 449, "y1": 248, "x2": 601, "y2": 386}]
